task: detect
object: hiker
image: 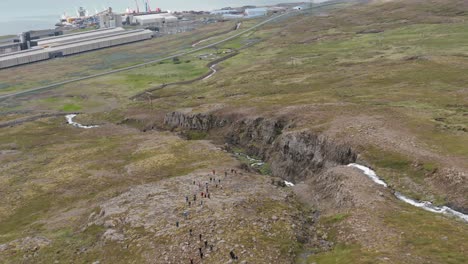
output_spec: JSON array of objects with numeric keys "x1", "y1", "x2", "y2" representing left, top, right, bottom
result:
[
  {"x1": 188, "y1": 201, "x2": 191, "y2": 207},
  {"x1": 176, "y1": 221, "x2": 179, "y2": 228},
  {"x1": 218, "y1": 179, "x2": 221, "y2": 184},
  {"x1": 200, "y1": 252, "x2": 204, "y2": 259},
  {"x1": 183, "y1": 211, "x2": 188, "y2": 220},
  {"x1": 199, "y1": 234, "x2": 202, "y2": 241},
  {"x1": 189, "y1": 229, "x2": 193, "y2": 236},
  {"x1": 210, "y1": 245, "x2": 213, "y2": 251},
  {"x1": 204, "y1": 241, "x2": 208, "y2": 248},
  {"x1": 230, "y1": 250, "x2": 238, "y2": 260},
  {"x1": 210, "y1": 177, "x2": 212, "y2": 182},
  {"x1": 186, "y1": 196, "x2": 189, "y2": 203},
  {"x1": 199, "y1": 247, "x2": 202, "y2": 253},
  {"x1": 201, "y1": 191, "x2": 204, "y2": 197},
  {"x1": 190, "y1": 258, "x2": 193, "y2": 264},
  {"x1": 193, "y1": 180, "x2": 196, "y2": 185}
]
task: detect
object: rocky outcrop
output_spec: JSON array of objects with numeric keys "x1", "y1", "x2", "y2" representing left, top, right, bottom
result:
[
  {"x1": 164, "y1": 111, "x2": 229, "y2": 131},
  {"x1": 164, "y1": 111, "x2": 357, "y2": 183}
]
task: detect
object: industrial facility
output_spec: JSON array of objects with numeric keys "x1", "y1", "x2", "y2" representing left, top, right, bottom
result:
[
  {"x1": 211, "y1": 7, "x2": 269, "y2": 20},
  {"x1": 0, "y1": 28, "x2": 153, "y2": 69}
]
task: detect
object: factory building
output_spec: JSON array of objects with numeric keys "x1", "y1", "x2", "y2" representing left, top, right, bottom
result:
[
  {"x1": 0, "y1": 28, "x2": 153, "y2": 69},
  {"x1": 132, "y1": 14, "x2": 178, "y2": 27},
  {"x1": 99, "y1": 7, "x2": 123, "y2": 28},
  {"x1": 210, "y1": 10, "x2": 238, "y2": 15},
  {"x1": 244, "y1": 8, "x2": 268, "y2": 18},
  {"x1": 0, "y1": 43, "x2": 21, "y2": 55},
  {"x1": 34, "y1": 27, "x2": 125, "y2": 47},
  {"x1": 0, "y1": 48, "x2": 50, "y2": 69}
]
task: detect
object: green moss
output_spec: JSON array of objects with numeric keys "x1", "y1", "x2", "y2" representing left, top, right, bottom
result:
[
  {"x1": 384, "y1": 203, "x2": 468, "y2": 264},
  {"x1": 322, "y1": 213, "x2": 350, "y2": 224},
  {"x1": 61, "y1": 103, "x2": 82, "y2": 112},
  {"x1": 184, "y1": 130, "x2": 208, "y2": 140}
]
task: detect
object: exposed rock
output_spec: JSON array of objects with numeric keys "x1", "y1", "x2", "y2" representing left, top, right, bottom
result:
[
  {"x1": 102, "y1": 229, "x2": 125, "y2": 242},
  {"x1": 0, "y1": 236, "x2": 51, "y2": 253},
  {"x1": 165, "y1": 111, "x2": 357, "y2": 183}
]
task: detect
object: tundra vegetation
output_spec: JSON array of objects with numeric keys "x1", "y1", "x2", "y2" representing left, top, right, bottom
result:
[{"x1": 0, "y1": 0, "x2": 467, "y2": 263}]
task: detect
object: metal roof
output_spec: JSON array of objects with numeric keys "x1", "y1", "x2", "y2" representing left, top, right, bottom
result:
[{"x1": 37, "y1": 28, "x2": 125, "y2": 46}]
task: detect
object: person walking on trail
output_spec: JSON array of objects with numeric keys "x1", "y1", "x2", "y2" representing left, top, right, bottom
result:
[
  {"x1": 199, "y1": 247, "x2": 202, "y2": 253},
  {"x1": 230, "y1": 250, "x2": 238, "y2": 260},
  {"x1": 184, "y1": 211, "x2": 188, "y2": 220},
  {"x1": 199, "y1": 234, "x2": 202, "y2": 241},
  {"x1": 200, "y1": 252, "x2": 204, "y2": 259},
  {"x1": 201, "y1": 191, "x2": 204, "y2": 197},
  {"x1": 189, "y1": 229, "x2": 193, "y2": 236},
  {"x1": 188, "y1": 201, "x2": 191, "y2": 207},
  {"x1": 210, "y1": 177, "x2": 212, "y2": 182},
  {"x1": 176, "y1": 221, "x2": 179, "y2": 228},
  {"x1": 190, "y1": 258, "x2": 194, "y2": 264},
  {"x1": 210, "y1": 245, "x2": 214, "y2": 251},
  {"x1": 204, "y1": 241, "x2": 208, "y2": 248},
  {"x1": 219, "y1": 179, "x2": 221, "y2": 184},
  {"x1": 186, "y1": 196, "x2": 189, "y2": 203}
]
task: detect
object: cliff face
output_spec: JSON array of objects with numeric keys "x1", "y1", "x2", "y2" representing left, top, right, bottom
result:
[
  {"x1": 164, "y1": 111, "x2": 227, "y2": 131},
  {"x1": 164, "y1": 111, "x2": 357, "y2": 183}
]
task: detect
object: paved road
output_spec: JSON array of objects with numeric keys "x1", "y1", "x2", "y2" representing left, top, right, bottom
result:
[{"x1": 0, "y1": 12, "x2": 292, "y2": 101}]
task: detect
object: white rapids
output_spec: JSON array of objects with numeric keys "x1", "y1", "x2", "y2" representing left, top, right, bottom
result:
[
  {"x1": 348, "y1": 163, "x2": 468, "y2": 223},
  {"x1": 203, "y1": 64, "x2": 217, "y2": 80},
  {"x1": 65, "y1": 114, "x2": 99, "y2": 129},
  {"x1": 284, "y1": 181, "x2": 295, "y2": 187}
]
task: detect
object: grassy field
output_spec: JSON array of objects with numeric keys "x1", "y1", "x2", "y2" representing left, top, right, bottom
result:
[
  {"x1": 142, "y1": 0, "x2": 468, "y2": 206},
  {"x1": 0, "y1": 0, "x2": 467, "y2": 263}
]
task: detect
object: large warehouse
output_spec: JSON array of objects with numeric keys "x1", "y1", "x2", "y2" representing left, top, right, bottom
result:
[
  {"x1": 132, "y1": 14, "x2": 178, "y2": 26},
  {"x1": 0, "y1": 28, "x2": 153, "y2": 69},
  {"x1": 33, "y1": 27, "x2": 125, "y2": 47}
]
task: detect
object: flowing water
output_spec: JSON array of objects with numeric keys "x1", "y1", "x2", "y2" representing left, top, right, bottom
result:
[
  {"x1": 348, "y1": 163, "x2": 468, "y2": 223},
  {"x1": 65, "y1": 114, "x2": 99, "y2": 129}
]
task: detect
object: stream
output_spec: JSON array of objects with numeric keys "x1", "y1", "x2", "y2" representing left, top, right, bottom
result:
[
  {"x1": 233, "y1": 152, "x2": 467, "y2": 221},
  {"x1": 65, "y1": 114, "x2": 99, "y2": 129},
  {"x1": 348, "y1": 163, "x2": 468, "y2": 223},
  {"x1": 203, "y1": 64, "x2": 217, "y2": 80}
]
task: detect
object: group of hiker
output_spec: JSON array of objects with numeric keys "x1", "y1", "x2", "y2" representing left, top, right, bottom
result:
[{"x1": 176, "y1": 169, "x2": 240, "y2": 263}]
